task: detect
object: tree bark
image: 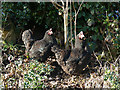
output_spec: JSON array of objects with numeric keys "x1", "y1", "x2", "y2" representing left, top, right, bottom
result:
[
  {"x1": 70, "y1": 0, "x2": 73, "y2": 49},
  {"x1": 74, "y1": 11, "x2": 77, "y2": 40},
  {"x1": 64, "y1": 1, "x2": 69, "y2": 49},
  {"x1": 0, "y1": 2, "x2": 3, "y2": 64}
]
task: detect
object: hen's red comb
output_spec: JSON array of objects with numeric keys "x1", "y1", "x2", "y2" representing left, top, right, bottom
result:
[
  {"x1": 48, "y1": 28, "x2": 53, "y2": 35},
  {"x1": 79, "y1": 31, "x2": 85, "y2": 39}
]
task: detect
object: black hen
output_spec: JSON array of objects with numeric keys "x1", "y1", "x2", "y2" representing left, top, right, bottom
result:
[
  {"x1": 29, "y1": 28, "x2": 57, "y2": 61},
  {"x1": 22, "y1": 28, "x2": 57, "y2": 61},
  {"x1": 51, "y1": 31, "x2": 92, "y2": 75},
  {"x1": 75, "y1": 31, "x2": 90, "y2": 52}
]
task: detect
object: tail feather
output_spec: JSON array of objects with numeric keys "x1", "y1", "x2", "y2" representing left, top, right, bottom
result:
[
  {"x1": 51, "y1": 45, "x2": 63, "y2": 59},
  {"x1": 51, "y1": 45, "x2": 59, "y2": 53}
]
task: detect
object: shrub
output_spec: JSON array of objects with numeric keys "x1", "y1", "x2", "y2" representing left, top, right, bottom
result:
[{"x1": 24, "y1": 60, "x2": 54, "y2": 88}]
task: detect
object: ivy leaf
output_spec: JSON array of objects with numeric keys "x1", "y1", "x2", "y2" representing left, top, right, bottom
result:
[
  {"x1": 92, "y1": 35, "x2": 97, "y2": 41},
  {"x1": 98, "y1": 34, "x2": 103, "y2": 40},
  {"x1": 78, "y1": 13, "x2": 82, "y2": 18},
  {"x1": 87, "y1": 19, "x2": 94, "y2": 26},
  {"x1": 91, "y1": 9, "x2": 94, "y2": 15},
  {"x1": 86, "y1": 4, "x2": 89, "y2": 9},
  {"x1": 82, "y1": 12, "x2": 85, "y2": 16},
  {"x1": 82, "y1": 26, "x2": 88, "y2": 32}
]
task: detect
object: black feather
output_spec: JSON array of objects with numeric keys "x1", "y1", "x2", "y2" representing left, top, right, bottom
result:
[{"x1": 51, "y1": 32, "x2": 92, "y2": 75}]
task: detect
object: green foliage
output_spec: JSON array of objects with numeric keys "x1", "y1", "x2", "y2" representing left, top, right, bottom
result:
[
  {"x1": 104, "y1": 67, "x2": 120, "y2": 89},
  {"x1": 1, "y1": 41, "x2": 54, "y2": 88},
  {"x1": 3, "y1": 41, "x2": 17, "y2": 51},
  {"x1": 2, "y1": 2, "x2": 63, "y2": 30},
  {"x1": 2, "y1": 2, "x2": 31, "y2": 30},
  {"x1": 72, "y1": 2, "x2": 120, "y2": 61},
  {"x1": 24, "y1": 60, "x2": 54, "y2": 88},
  {"x1": 2, "y1": 41, "x2": 24, "y2": 56}
]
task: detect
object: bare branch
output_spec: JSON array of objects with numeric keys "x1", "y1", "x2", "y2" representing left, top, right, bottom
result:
[
  {"x1": 51, "y1": 0, "x2": 63, "y2": 9},
  {"x1": 104, "y1": 61, "x2": 111, "y2": 69},
  {"x1": 51, "y1": 1, "x2": 59, "y2": 10},
  {"x1": 76, "y1": 0, "x2": 84, "y2": 17},
  {"x1": 114, "y1": 55, "x2": 120, "y2": 65},
  {"x1": 106, "y1": 44, "x2": 113, "y2": 60},
  {"x1": 60, "y1": 0, "x2": 64, "y2": 6},
  {"x1": 72, "y1": 2, "x2": 76, "y2": 12},
  {"x1": 93, "y1": 51, "x2": 102, "y2": 67},
  {"x1": 71, "y1": 0, "x2": 84, "y2": 23},
  {"x1": 55, "y1": 2, "x2": 63, "y2": 8}
]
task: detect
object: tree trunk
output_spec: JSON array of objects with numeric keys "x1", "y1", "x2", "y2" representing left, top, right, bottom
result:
[
  {"x1": 74, "y1": 11, "x2": 77, "y2": 40},
  {"x1": 64, "y1": 1, "x2": 69, "y2": 49},
  {"x1": 0, "y1": 2, "x2": 3, "y2": 63},
  {"x1": 50, "y1": 0, "x2": 69, "y2": 49},
  {"x1": 70, "y1": 0, "x2": 73, "y2": 49}
]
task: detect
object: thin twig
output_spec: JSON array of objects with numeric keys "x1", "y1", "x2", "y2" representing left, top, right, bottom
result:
[
  {"x1": 93, "y1": 51, "x2": 102, "y2": 67},
  {"x1": 104, "y1": 61, "x2": 111, "y2": 69},
  {"x1": 51, "y1": 0, "x2": 64, "y2": 19},
  {"x1": 55, "y1": 2, "x2": 63, "y2": 8},
  {"x1": 51, "y1": 0, "x2": 63, "y2": 9},
  {"x1": 114, "y1": 55, "x2": 120, "y2": 65},
  {"x1": 72, "y1": 2, "x2": 76, "y2": 12},
  {"x1": 51, "y1": 2, "x2": 59, "y2": 10},
  {"x1": 68, "y1": 1, "x2": 84, "y2": 26},
  {"x1": 106, "y1": 44, "x2": 113, "y2": 60},
  {"x1": 76, "y1": 0, "x2": 84, "y2": 17},
  {"x1": 72, "y1": 0, "x2": 84, "y2": 18},
  {"x1": 60, "y1": 0, "x2": 64, "y2": 6}
]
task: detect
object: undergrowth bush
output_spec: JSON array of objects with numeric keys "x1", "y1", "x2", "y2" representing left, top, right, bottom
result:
[
  {"x1": 104, "y1": 64, "x2": 120, "y2": 89},
  {"x1": 1, "y1": 41, "x2": 54, "y2": 88},
  {"x1": 24, "y1": 60, "x2": 54, "y2": 88},
  {"x1": 1, "y1": 33, "x2": 120, "y2": 89}
]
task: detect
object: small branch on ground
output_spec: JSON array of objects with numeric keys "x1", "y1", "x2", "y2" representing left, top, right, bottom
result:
[{"x1": 93, "y1": 51, "x2": 102, "y2": 67}]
